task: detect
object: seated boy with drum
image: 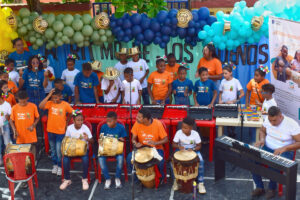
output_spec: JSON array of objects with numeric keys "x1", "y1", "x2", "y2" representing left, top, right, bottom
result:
[
  {"x1": 60, "y1": 110, "x2": 93, "y2": 191},
  {"x1": 98, "y1": 111, "x2": 127, "y2": 189},
  {"x1": 172, "y1": 116, "x2": 206, "y2": 194}
]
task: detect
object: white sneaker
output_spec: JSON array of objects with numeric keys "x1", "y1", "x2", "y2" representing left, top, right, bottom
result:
[
  {"x1": 57, "y1": 167, "x2": 62, "y2": 176},
  {"x1": 198, "y1": 182, "x2": 206, "y2": 194},
  {"x1": 52, "y1": 165, "x2": 58, "y2": 174},
  {"x1": 115, "y1": 178, "x2": 122, "y2": 189},
  {"x1": 104, "y1": 179, "x2": 111, "y2": 190}
]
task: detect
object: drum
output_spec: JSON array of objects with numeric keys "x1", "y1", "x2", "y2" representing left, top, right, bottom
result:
[
  {"x1": 61, "y1": 136, "x2": 87, "y2": 157},
  {"x1": 134, "y1": 147, "x2": 159, "y2": 188},
  {"x1": 172, "y1": 150, "x2": 200, "y2": 193},
  {"x1": 5, "y1": 144, "x2": 33, "y2": 174},
  {"x1": 98, "y1": 136, "x2": 124, "y2": 156}
]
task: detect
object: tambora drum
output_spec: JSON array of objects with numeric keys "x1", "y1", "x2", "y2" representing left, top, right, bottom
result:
[
  {"x1": 98, "y1": 134, "x2": 124, "y2": 156},
  {"x1": 172, "y1": 150, "x2": 199, "y2": 193},
  {"x1": 61, "y1": 136, "x2": 87, "y2": 157},
  {"x1": 5, "y1": 144, "x2": 33, "y2": 174}
]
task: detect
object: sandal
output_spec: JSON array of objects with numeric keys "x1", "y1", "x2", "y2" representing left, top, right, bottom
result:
[
  {"x1": 60, "y1": 179, "x2": 72, "y2": 190},
  {"x1": 82, "y1": 178, "x2": 89, "y2": 190}
]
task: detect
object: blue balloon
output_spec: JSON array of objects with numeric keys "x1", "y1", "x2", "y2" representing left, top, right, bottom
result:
[
  {"x1": 123, "y1": 36, "x2": 130, "y2": 42},
  {"x1": 110, "y1": 21, "x2": 116, "y2": 28},
  {"x1": 185, "y1": 36, "x2": 192, "y2": 43},
  {"x1": 123, "y1": 13, "x2": 130, "y2": 19},
  {"x1": 168, "y1": 9, "x2": 178, "y2": 18},
  {"x1": 219, "y1": 43, "x2": 226, "y2": 50},
  {"x1": 162, "y1": 35, "x2": 170, "y2": 43},
  {"x1": 191, "y1": 41, "x2": 197, "y2": 46},
  {"x1": 207, "y1": 16, "x2": 217, "y2": 25},
  {"x1": 170, "y1": 31, "x2": 177, "y2": 37},
  {"x1": 142, "y1": 40, "x2": 150, "y2": 46},
  {"x1": 198, "y1": 31, "x2": 207, "y2": 39},
  {"x1": 153, "y1": 37, "x2": 161, "y2": 45},
  {"x1": 150, "y1": 21, "x2": 161, "y2": 32},
  {"x1": 164, "y1": 18, "x2": 171, "y2": 26},
  {"x1": 199, "y1": 20, "x2": 207, "y2": 29},
  {"x1": 136, "y1": 33, "x2": 144, "y2": 41},
  {"x1": 125, "y1": 29, "x2": 132, "y2": 37},
  {"x1": 155, "y1": 32, "x2": 161, "y2": 37},
  {"x1": 191, "y1": 10, "x2": 199, "y2": 21},
  {"x1": 157, "y1": 10, "x2": 168, "y2": 23},
  {"x1": 118, "y1": 30, "x2": 125, "y2": 38},
  {"x1": 132, "y1": 25, "x2": 142, "y2": 36},
  {"x1": 171, "y1": 17, "x2": 178, "y2": 25},
  {"x1": 188, "y1": 20, "x2": 195, "y2": 28},
  {"x1": 198, "y1": 7, "x2": 210, "y2": 20},
  {"x1": 110, "y1": 14, "x2": 117, "y2": 22},
  {"x1": 117, "y1": 18, "x2": 123, "y2": 26},
  {"x1": 134, "y1": 40, "x2": 141, "y2": 46},
  {"x1": 117, "y1": 35, "x2": 123, "y2": 41},
  {"x1": 122, "y1": 19, "x2": 132, "y2": 29},
  {"x1": 177, "y1": 27, "x2": 186, "y2": 39},
  {"x1": 171, "y1": 24, "x2": 178, "y2": 29},
  {"x1": 203, "y1": 25, "x2": 210, "y2": 32},
  {"x1": 187, "y1": 27, "x2": 196, "y2": 36},
  {"x1": 141, "y1": 18, "x2": 151, "y2": 30},
  {"x1": 161, "y1": 26, "x2": 171, "y2": 35},
  {"x1": 141, "y1": 13, "x2": 147, "y2": 19},
  {"x1": 130, "y1": 13, "x2": 142, "y2": 25},
  {"x1": 144, "y1": 29, "x2": 154, "y2": 42},
  {"x1": 159, "y1": 42, "x2": 166, "y2": 49},
  {"x1": 195, "y1": 23, "x2": 201, "y2": 29}
]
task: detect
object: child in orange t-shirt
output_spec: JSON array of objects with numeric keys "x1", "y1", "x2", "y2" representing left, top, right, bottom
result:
[
  {"x1": 246, "y1": 68, "x2": 269, "y2": 107},
  {"x1": 0, "y1": 70, "x2": 18, "y2": 94},
  {"x1": 10, "y1": 90, "x2": 40, "y2": 156},
  {"x1": 39, "y1": 88, "x2": 73, "y2": 176},
  {"x1": 147, "y1": 57, "x2": 172, "y2": 105},
  {"x1": 0, "y1": 80, "x2": 16, "y2": 106},
  {"x1": 166, "y1": 53, "x2": 180, "y2": 104}
]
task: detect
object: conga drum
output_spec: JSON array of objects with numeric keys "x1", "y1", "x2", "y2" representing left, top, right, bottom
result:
[
  {"x1": 98, "y1": 135, "x2": 124, "y2": 156},
  {"x1": 134, "y1": 147, "x2": 159, "y2": 188},
  {"x1": 5, "y1": 144, "x2": 33, "y2": 174},
  {"x1": 172, "y1": 150, "x2": 199, "y2": 193},
  {"x1": 61, "y1": 136, "x2": 87, "y2": 157}
]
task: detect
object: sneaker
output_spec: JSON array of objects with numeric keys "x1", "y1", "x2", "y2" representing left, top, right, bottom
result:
[
  {"x1": 198, "y1": 182, "x2": 206, "y2": 194},
  {"x1": 115, "y1": 178, "x2": 122, "y2": 189},
  {"x1": 51, "y1": 165, "x2": 58, "y2": 174},
  {"x1": 57, "y1": 167, "x2": 62, "y2": 176},
  {"x1": 172, "y1": 180, "x2": 178, "y2": 191},
  {"x1": 60, "y1": 179, "x2": 71, "y2": 190},
  {"x1": 82, "y1": 178, "x2": 89, "y2": 190},
  {"x1": 104, "y1": 179, "x2": 111, "y2": 190},
  {"x1": 251, "y1": 188, "x2": 265, "y2": 197},
  {"x1": 265, "y1": 189, "x2": 276, "y2": 199}
]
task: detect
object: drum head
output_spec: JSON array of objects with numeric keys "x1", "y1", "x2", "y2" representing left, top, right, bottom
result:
[
  {"x1": 135, "y1": 147, "x2": 154, "y2": 164},
  {"x1": 174, "y1": 150, "x2": 197, "y2": 162}
]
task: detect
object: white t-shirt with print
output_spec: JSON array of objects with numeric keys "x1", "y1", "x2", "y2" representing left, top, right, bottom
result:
[
  {"x1": 262, "y1": 98, "x2": 277, "y2": 120},
  {"x1": 173, "y1": 130, "x2": 201, "y2": 149},
  {"x1": 121, "y1": 79, "x2": 142, "y2": 104},
  {"x1": 219, "y1": 78, "x2": 243, "y2": 102},
  {"x1": 127, "y1": 59, "x2": 149, "y2": 88},
  {"x1": 101, "y1": 78, "x2": 122, "y2": 103},
  {"x1": 44, "y1": 66, "x2": 55, "y2": 94},
  {"x1": 9, "y1": 71, "x2": 20, "y2": 86},
  {"x1": 0, "y1": 101, "x2": 11, "y2": 126},
  {"x1": 65, "y1": 124, "x2": 92, "y2": 145},
  {"x1": 114, "y1": 62, "x2": 128, "y2": 81},
  {"x1": 61, "y1": 68, "x2": 80, "y2": 95},
  {"x1": 264, "y1": 115, "x2": 300, "y2": 150}
]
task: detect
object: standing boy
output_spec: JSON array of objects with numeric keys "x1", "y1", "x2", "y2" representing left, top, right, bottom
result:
[{"x1": 121, "y1": 67, "x2": 142, "y2": 104}]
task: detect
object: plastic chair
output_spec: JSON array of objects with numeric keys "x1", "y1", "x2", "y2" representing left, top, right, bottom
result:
[
  {"x1": 41, "y1": 116, "x2": 49, "y2": 154},
  {"x1": 96, "y1": 120, "x2": 129, "y2": 183},
  {"x1": 61, "y1": 121, "x2": 97, "y2": 183},
  {"x1": 278, "y1": 150, "x2": 296, "y2": 196},
  {"x1": 3, "y1": 152, "x2": 38, "y2": 200}
]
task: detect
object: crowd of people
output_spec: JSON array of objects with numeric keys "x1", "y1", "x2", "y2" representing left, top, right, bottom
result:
[{"x1": 1, "y1": 37, "x2": 300, "y2": 199}]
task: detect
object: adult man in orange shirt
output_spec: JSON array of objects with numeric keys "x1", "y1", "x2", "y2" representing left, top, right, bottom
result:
[{"x1": 126, "y1": 108, "x2": 168, "y2": 180}]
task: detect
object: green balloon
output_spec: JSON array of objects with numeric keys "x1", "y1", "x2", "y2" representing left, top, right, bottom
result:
[
  {"x1": 99, "y1": 29, "x2": 105, "y2": 36},
  {"x1": 72, "y1": 19, "x2": 83, "y2": 31},
  {"x1": 84, "y1": 41, "x2": 90, "y2": 46},
  {"x1": 62, "y1": 35, "x2": 68, "y2": 42},
  {"x1": 82, "y1": 25, "x2": 93, "y2": 37},
  {"x1": 56, "y1": 40, "x2": 63, "y2": 46},
  {"x1": 63, "y1": 26, "x2": 74, "y2": 37},
  {"x1": 26, "y1": 24, "x2": 33, "y2": 31},
  {"x1": 42, "y1": 14, "x2": 48, "y2": 19},
  {"x1": 29, "y1": 31, "x2": 35, "y2": 37},
  {"x1": 77, "y1": 42, "x2": 84, "y2": 48},
  {"x1": 91, "y1": 32, "x2": 100, "y2": 42},
  {"x1": 82, "y1": 14, "x2": 92, "y2": 25},
  {"x1": 74, "y1": 14, "x2": 81, "y2": 20},
  {"x1": 45, "y1": 28, "x2": 55, "y2": 40},
  {"x1": 19, "y1": 26, "x2": 27, "y2": 35},
  {"x1": 19, "y1": 8, "x2": 30, "y2": 18},
  {"x1": 24, "y1": 35, "x2": 30, "y2": 41},
  {"x1": 63, "y1": 14, "x2": 74, "y2": 26},
  {"x1": 107, "y1": 36, "x2": 115, "y2": 43},
  {"x1": 105, "y1": 30, "x2": 112, "y2": 37},
  {"x1": 53, "y1": 21, "x2": 64, "y2": 32},
  {"x1": 73, "y1": 32, "x2": 84, "y2": 43},
  {"x1": 36, "y1": 38, "x2": 43, "y2": 46},
  {"x1": 46, "y1": 44, "x2": 51, "y2": 50},
  {"x1": 32, "y1": 44, "x2": 39, "y2": 50},
  {"x1": 56, "y1": 14, "x2": 65, "y2": 21},
  {"x1": 29, "y1": 36, "x2": 36, "y2": 43},
  {"x1": 30, "y1": 12, "x2": 39, "y2": 18},
  {"x1": 56, "y1": 32, "x2": 63, "y2": 38},
  {"x1": 100, "y1": 35, "x2": 107, "y2": 42},
  {"x1": 91, "y1": 19, "x2": 97, "y2": 30},
  {"x1": 47, "y1": 14, "x2": 56, "y2": 26},
  {"x1": 48, "y1": 41, "x2": 55, "y2": 47},
  {"x1": 22, "y1": 18, "x2": 29, "y2": 25}
]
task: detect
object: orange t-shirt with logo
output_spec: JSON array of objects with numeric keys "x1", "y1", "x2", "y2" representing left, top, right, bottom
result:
[
  {"x1": 4, "y1": 93, "x2": 16, "y2": 106},
  {"x1": 45, "y1": 101, "x2": 73, "y2": 134},
  {"x1": 95, "y1": 71, "x2": 104, "y2": 97},
  {"x1": 11, "y1": 103, "x2": 40, "y2": 144},
  {"x1": 8, "y1": 81, "x2": 18, "y2": 94},
  {"x1": 148, "y1": 71, "x2": 172, "y2": 100},
  {"x1": 197, "y1": 57, "x2": 222, "y2": 76},
  {"x1": 131, "y1": 119, "x2": 167, "y2": 150},
  {"x1": 166, "y1": 63, "x2": 180, "y2": 81},
  {"x1": 246, "y1": 78, "x2": 269, "y2": 105}
]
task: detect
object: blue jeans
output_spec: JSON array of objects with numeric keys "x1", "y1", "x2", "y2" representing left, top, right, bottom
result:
[
  {"x1": 174, "y1": 96, "x2": 190, "y2": 105},
  {"x1": 48, "y1": 132, "x2": 65, "y2": 167},
  {"x1": 99, "y1": 96, "x2": 104, "y2": 103},
  {"x1": 63, "y1": 151, "x2": 89, "y2": 180},
  {"x1": 156, "y1": 98, "x2": 170, "y2": 105},
  {"x1": 252, "y1": 145, "x2": 294, "y2": 190},
  {"x1": 0, "y1": 123, "x2": 11, "y2": 157},
  {"x1": 98, "y1": 154, "x2": 124, "y2": 180},
  {"x1": 126, "y1": 149, "x2": 165, "y2": 179},
  {"x1": 142, "y1": 88, "x2": 150, "y2": 105},
  {"x1": 249, "y1": 128, "x2": 256, "y2": 144}
]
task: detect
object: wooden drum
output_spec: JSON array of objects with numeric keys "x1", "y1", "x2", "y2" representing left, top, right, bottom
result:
[
  {"x1": 98, "y1": 136, "x2": 124, "y2": 156},
  {"x1": 172, "y1": 150, "x2": 199, "y2": 193},
  {"x1": 61, "y1": 136, "x2": 87, "y2": 157}
]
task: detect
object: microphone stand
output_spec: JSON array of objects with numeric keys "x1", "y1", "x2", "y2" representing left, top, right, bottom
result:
[
  {"x1": 129, "y1": 81, "x2": 135, "y2": 200},
  {"x1": 237, "y1": 99, "x2": 244, "y2": 142}
]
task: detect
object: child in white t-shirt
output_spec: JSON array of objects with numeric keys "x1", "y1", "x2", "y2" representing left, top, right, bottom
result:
[
  {"x1": 0, "y1": 89, "x2": 11, "y2": 165},
  {"x1": 172, "y1": 117, "x2": 206, "y2": 194},
  {"x1": 114, "y1": 48, "x2": 129, "y2": 82},
  {"x1": 61, "y1": 54, "x2": 80, "y2": 97},
  {"x1": 60, "y1": 110, "x2": 93, "y2": 191},
  {"x1": 121, "y1": 67, "x2": 142, "y2": 104},
  {"x1": 127, "y1": 47, "x2": 150, "y2": 104},
  {"x1": 5, "y1": 59, "x2": 20, "y2": 86},
  {"x1": 219, "y1": 65, "x2": 244, "y2": 138},
  {"x1": 101, "y1": 67, "x2": 122, "y2": 103},
  {"x1": 261, "y1": 83, "x2": 277, "y2": 120}
]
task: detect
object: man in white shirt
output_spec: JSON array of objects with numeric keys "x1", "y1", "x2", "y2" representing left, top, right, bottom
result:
[
  {"x1": 121, "y1": 67, "x2": 142, "y2": 104},
  {"x1": 251, "y1": 106, "x2": 300, "y2": 199}
]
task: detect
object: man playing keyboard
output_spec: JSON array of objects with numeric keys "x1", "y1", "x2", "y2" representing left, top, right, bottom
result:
[{"x1": 252, "y1": 106, "x2": 300, "y2": 199}]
